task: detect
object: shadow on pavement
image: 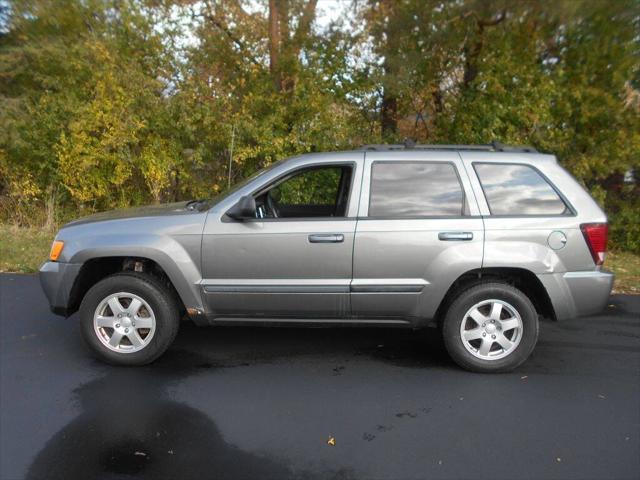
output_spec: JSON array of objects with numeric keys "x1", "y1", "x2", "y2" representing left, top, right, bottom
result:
[
  {"x1": 25, "y1": 350, "x2": 330, "y2": 480},
  {"x1": 24, "y1": 324, "x2": 451, "y2": 480}
]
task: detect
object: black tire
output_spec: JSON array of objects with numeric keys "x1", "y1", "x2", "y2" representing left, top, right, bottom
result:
[
  {"x1": 79, "y1": 272, "x2": 180, "y2": 366},
  {"x1": 442, "y1": 282, "x2": 539, "y2": 373}
]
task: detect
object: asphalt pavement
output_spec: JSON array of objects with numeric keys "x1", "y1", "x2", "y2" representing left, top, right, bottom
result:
[{"x1": 1, "y1": 273, "x2": 639, "y2": 480}]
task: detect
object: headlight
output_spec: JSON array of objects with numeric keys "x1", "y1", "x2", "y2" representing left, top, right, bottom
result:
[{"x1": 49, "y1": 240, "x2": 65, "y2": 261}]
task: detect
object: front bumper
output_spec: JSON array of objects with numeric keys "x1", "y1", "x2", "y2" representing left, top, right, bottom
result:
[
  {"x1": 538, "y1": 270, "x2": 614, "y2": 321},
  {"x1": 39, "y1": 261, "x2": 83, "y2": 317}
]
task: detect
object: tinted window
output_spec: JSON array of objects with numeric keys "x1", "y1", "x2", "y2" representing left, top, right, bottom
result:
[
  {"x1": 474, "y1": 163, "x2": 567, "y2": 215},
  {"x1": 257, "y1": 165, "x2": 352, "y2": 218},
  {"x1": 270, "y1": 167, "x2": 342, "y2": 206},
  {"x1": 369, "y1": 162, "x2": 464, "y2": 217}
]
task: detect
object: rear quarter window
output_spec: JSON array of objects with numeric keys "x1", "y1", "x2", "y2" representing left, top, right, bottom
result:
[{"x1": 474, "y1": 163, "x2": 568, "y2": 215}]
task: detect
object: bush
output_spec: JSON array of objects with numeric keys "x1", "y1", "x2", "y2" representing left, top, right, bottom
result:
[{"x1": 608, "y1": 190, "x2": 640, "y2": 254}]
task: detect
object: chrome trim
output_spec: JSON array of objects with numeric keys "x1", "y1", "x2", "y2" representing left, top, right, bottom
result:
[
  {"x1": 350, "y1": 285, "x2": 424, "y2": 293},
  {"x1": 563, "y1": 271, "x2": 613, "y2": 279},
  {"x1": 203, "y1": 285, "x2": 349, "y2": 294}
]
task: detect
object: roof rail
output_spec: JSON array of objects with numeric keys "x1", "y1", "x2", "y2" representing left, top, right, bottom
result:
[{"x1": 356, "y1": 139, "x2": 537, "y2": 153}]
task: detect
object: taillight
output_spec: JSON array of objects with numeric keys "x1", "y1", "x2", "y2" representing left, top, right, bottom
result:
[{"x1": 580, "y1": 223, "x2": 608, "y2": 265}]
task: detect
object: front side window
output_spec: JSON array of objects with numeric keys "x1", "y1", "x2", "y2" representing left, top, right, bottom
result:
[
  {"x1": 368, "y1": 162, "x2": 465, "y2": 217},
  {"x1": 255, "y1": 165, "x2": 352, "y2": 218},
  {"x1": 474, "y1": 163, "x2": 568, "y2": 215}
]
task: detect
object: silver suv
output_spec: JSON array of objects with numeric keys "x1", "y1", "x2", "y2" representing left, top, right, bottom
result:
[{"x1": 40, "y1": 143, "x2": 614, "y2": 372}]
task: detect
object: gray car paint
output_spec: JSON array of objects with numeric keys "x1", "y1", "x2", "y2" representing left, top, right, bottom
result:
[
  {"x1": 351, "y1": 151, "x2": 484, "y2": 321},
  {"x1": 41, "y1": 203, "x2": 209, "y2": 316},
  {"x1": 39, "y1": 148, "x2": 614, "y2": 326},
  {"x1": 201, "y1": 153, "x2": 364, "y2": 320}
]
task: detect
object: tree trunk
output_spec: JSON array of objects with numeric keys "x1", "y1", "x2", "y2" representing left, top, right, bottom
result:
[
  {"x1": 381, "y1": 72, "x2": 398, "y2": 137},
  {"x1": 379, "y1": 0, "x2": 398, "y2": 138},
  {"x1": 268, "y1": 0, "x2": 317, "y2": 94},
  {"x1": 268, "y1": 0, "x2": 282, "y2": 91},
  {"x1": 462, "y1": 11, "x2": 506, "y2": 88}
]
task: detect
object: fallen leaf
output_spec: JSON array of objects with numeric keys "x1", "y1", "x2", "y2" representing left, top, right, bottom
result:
[
  {"x1": 327, "y1": 437, "x2": 336, "y2": 446},
  {"x1": 556, "y1": 457, "x2": 561, "y2": 462},
  {"x1": 597, "y1": 394, "x2": 606, "y2": 399},
  {"x1": 134, "y1": 451, "x2": 147, "y2": 457},
  {"x1": 521, "y1": 375, "x2": 528, "y2": 380}
]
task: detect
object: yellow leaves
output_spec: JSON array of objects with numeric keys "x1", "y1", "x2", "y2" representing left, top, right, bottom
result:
[
  {"x1": 5, "y1": 173, "x2": 41, "y2": 200},
  {"x1": 55, "y1": 63, "x2": 145, "y2": 204},
  {"x1": 140, "y1": 137, "x2": 178, "y2": 203}
]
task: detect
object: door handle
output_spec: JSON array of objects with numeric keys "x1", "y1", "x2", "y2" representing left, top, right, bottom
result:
[
  {"x1": 438, "y1": 232, "x2": 473, "y2": 241},
  {"x1": 308, "y1": 234, "x2": 344, "y2": 243}
]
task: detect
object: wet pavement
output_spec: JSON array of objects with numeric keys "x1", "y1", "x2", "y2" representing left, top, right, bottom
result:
[{"x1": 1, "y1": 273, "x2": 639, "y2": 480}]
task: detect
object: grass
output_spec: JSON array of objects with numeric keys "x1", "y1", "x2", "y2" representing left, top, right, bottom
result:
[
  {"x1": 0, "y1": 225, "x2": 55, "y2": 273},
  {"x1": 607, "y1": 250, "x2": 640, "y2": 295},
  {"x1": 1, "y1": 224, "x2": 638, "y2": 294}
]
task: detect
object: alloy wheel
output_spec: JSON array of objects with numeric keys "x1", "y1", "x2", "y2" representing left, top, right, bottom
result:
[
  {"x1": 93, "y1": 292, "x2": 156, "y2": 353},
  {"x1": 459, "y1": 299, "x2": 523, "y2": 360}
]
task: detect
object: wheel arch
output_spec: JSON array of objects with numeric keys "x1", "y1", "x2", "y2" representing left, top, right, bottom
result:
[
  {"x1": 435, "y1": 267, "x2": 556, "y2": 324},
  {"x1": 66, "y1": 253, "x2": 203, "y2": 322},
  {"x1": 67, "y1": 257, "x2": 175, "y2": 314}
]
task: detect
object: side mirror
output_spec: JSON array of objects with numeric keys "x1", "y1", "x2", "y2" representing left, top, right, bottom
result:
[{"x1": 226, "y1": 195, "x2": 256, "y2": 220}]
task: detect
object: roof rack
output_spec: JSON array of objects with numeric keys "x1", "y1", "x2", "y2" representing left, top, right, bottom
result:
[{"x1": 357, "y1": 139, "x2": 537, "y2": 153}]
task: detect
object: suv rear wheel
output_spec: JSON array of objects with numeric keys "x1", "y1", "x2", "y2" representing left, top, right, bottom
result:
[
  {"x1": 79, "y1": 273, "x2": 180, "y2": 366},
  {"x1": 442, "y1": 282, "x2": 539, "y2": 373}
]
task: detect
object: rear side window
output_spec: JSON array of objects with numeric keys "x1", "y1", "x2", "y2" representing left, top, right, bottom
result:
[
  {"x1": 369, "y1": 162, "x2": 465, "y2": 217},
  {"x1": 474, "y1": 163, "x2": 568, "y2": 215}
]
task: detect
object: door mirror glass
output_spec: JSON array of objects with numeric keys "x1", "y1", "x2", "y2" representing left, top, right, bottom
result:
[{"x1": 227, "y1": 195, "x2": 257, "y2": 220}]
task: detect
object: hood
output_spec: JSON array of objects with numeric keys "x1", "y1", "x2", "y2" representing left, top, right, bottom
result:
[{"x1": 64, "y1": 200, "x2": 210, "y2": 227}]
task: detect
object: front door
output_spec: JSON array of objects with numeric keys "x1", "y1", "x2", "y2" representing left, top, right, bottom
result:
[{"x1": 201, "y1": 154, "x2": 364, "y2": 320}]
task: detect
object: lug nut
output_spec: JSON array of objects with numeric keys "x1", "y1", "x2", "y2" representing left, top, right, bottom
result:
[
  {"x1": 491, "y1": 319, "x2": 495, "y2": 323},
  {"x1": 125, "y1": 328, "x2": 129, "y2": 333},
  {"x1": 118, "y1": 314, "x2": 122, "y2": 318},
  {"x1": 132, "y1": 323, "x2": 136, "y2": 327},
  {"x1": 115, "y1": 323, "x2": 120, "y2": 328},
  {"x1": 482, "y1": 323, "x2": 486, "y2": 327},
  {"x1": 491, "y1": 334, "x2": 496, "y2": 339},
  {"x1": 482, "y1": 333, "x2": 486, "y2": 337}
]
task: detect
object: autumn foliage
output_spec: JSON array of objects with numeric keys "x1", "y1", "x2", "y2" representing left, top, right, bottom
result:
[{"x1": 0, "y1": 0, "x2": 638, "y2": 250}]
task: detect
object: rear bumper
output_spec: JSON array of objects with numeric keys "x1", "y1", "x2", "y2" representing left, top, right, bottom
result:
[
  {"x1": 538, "y1": 270, "x2": 614, "y2": 320},
  {"x1": 39, "y1": 261, "x2": 82, "y2": 317}
]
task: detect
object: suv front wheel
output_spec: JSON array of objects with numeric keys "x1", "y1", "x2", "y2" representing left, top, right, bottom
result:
[
  {"x1": 442, "y1": 282, "x2": 539, "y2": 373},
  {"x1": 79, "y1": 273, "x2": 180, "y2": 366}
]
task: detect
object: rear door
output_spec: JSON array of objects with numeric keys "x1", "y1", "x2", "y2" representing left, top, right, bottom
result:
[{"x1": 351, "y1": 151, "x2": 484, "y2": 323}]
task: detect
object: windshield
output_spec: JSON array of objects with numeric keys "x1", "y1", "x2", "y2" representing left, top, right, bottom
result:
[{"x1": 208, "y1": 159, "x2": 288, "y2": 207}]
